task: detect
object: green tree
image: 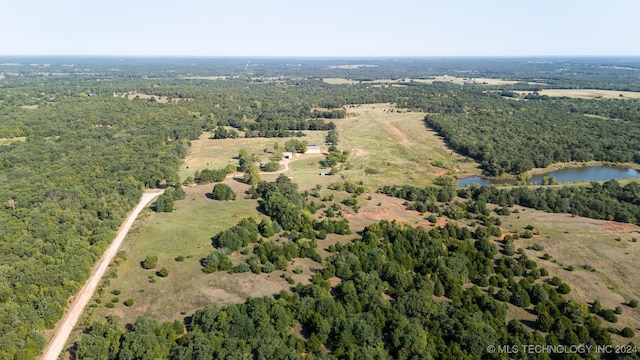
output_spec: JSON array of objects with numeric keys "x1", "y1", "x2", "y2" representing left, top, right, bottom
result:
[
  {"x1": 243, "y1": 164, "x2": 261, "y2": 185},
  {"x1": 211, "y1": 183, "x2": 236, "y2": 201}
]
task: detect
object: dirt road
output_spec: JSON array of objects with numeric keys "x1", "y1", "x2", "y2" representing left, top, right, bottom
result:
[{"x1": 40, "y1": 189, "x2": 164, "y2": 360}]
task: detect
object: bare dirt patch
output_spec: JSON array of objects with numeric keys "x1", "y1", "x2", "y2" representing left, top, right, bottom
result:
[{"x1": 342, "y1": 193, "x2": 442, "y2": 232}]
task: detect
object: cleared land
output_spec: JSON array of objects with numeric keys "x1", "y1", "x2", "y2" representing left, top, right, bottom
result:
[
  {"x1": 180, "y1": 131, "x2": 326, "y2": 182},
  {"x1": 0, "y1": 136, "x2": 26, "y2": 145},
  {"x1": 517, "y1": 89, "x2": 640, "y2": 99},
  {"x1": 83, "y1": 183, "x2": 283, "y2": 325},
  {"x1": 497, "y1": 205, "x2": 640, "y2": 343},
  {"x1": 113, "y1": 92, "x2": 191, "y2": 103},
  {"x1": 335, "y1": 104, "x2": 480, "y2": 190}
]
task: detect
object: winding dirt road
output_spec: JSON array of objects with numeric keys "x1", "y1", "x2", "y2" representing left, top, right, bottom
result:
[{"x1": 40, "y1": 189, "x2": 164, "y2": 360}]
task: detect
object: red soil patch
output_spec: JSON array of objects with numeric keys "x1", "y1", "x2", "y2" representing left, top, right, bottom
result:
[
  {"x1": 427, "y1": 168, "x2": 448, "y2": 177},
  {"x1": 327, "y1": 277, "x2": 342, "y2": 288},
  {"x1": 592, "y1": 221, "x2": 635, "y2": 232},
  {"x1": 499, "y1": 232, "x2": 518, "y2": 240},
  {"x1": 384, "y1": 122, "x2": 410, "y2": 146},
  {"x1": 353, "y1": 149, "x2": 369, "y2": 157}
]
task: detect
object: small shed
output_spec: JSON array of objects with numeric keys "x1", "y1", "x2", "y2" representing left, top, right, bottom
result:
[
  {"x1": 283, "y1": 152, "x2": 294, "y2": 159},
  {"x1": 306, "y1": 145, "x2": 321, "y2": 154}
]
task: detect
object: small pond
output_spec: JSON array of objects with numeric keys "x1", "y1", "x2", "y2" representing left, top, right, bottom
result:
[{"x1": 458, "y1": 166, "x2": 640, "y2": 187}]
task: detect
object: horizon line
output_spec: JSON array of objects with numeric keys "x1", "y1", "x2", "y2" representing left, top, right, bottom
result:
[{"x1": 2, "y1": 54, "x2": 640, "y2": 59}]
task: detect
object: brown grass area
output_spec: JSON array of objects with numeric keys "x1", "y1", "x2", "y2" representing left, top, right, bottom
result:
[
  {"x1": 342, "y1": 193, "x2": 438, "y2": 232},
  {"x1": 498, "y1": 205, "x2": 640, "y2": 343},
  {"x1": 336, "y1": 103, "x2": 480, "y2": 190}
]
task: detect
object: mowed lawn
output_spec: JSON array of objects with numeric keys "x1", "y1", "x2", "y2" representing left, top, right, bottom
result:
[{"x1": 335, "y1": 103, "x2": 480, "y2": 190}]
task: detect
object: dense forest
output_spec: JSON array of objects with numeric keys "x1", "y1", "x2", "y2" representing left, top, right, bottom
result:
[
  {"x1": 420, "y1": 90, "x2": 640, "y2": 175},
  {"x1": 2, "y1": 57, "x2": 640, "y2": 358}
]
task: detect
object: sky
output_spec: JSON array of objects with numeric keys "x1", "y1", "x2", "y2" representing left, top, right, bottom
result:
[{"x1": 1, "y1": 0, "x2": 638, "y2": 57}]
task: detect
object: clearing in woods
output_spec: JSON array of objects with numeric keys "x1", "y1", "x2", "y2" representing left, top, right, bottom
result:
[{"x1": 335, "y1": 103, "x2": 480, "y2": 189}]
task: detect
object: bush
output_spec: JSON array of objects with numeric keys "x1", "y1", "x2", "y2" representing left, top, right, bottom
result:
[
  {"x1": 157, "y1": 267, "x2": 169, "y2": 277},
  {"x1": 234, "y1": 263, "x2": 250, "y2": 273},
  {"x1": 620, "y1": 327, "x2": 635, "y2": 338},
  {"x1": 141, "y1": 255, "x2": 158, "y2": 270},
  {"x1": 614, "y1": 306, "x2": 623, "y2": 315},
  {"x1": 110, "y1": 297, "x2": 119, "y2": 303},
  {"x1": 602, "y1": 309, "x2": 618, "y2": 323},
  {"x1": 262, "y1": 162, "x2": 280, "y2": 172},
  {"x1": 175, "y1": 256, "x2": 185, "y2": 262},
  {"x1": 211, "y1": 183, "x2": 236, "y2": 201},
  {"x1": 105, "y1": 302, "x2": 115, "y2": 308},
  {"x1": 123, "y1": 298, "x2": 134, "y2": 307},
  {"x1": 532, "y1": 243, "x2": 544, "y2": 251},
  {"x1": 549, "y1": 276, "x2": 562, "y2": 286},
  {"x1": 629, "y1": 299, "x2": 639, "y2": 308},
  {"x1": 557, "y1": 283, "x2": 571, "y2": 294},
  {"x1": 292, "y1": 267, "x2": 303, "y2": 274},
  {"x1": 111, "y1": 289, "x2": 121, "y2": 296}
]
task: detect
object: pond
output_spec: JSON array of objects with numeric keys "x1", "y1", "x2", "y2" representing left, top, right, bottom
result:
[{"x1": 458, "y1": 166, "x2": 640, "y2": 187}]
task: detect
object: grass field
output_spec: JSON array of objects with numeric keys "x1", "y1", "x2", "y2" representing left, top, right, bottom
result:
[
  {"x1": 180, "y1": 131, "x2": 327, "y2": 181},
  {"x1": 335, "y1": 104, "x2": 480, "y2": 190},
  {"x1": 517, "y1": 89, "x2": 640, "y2": 99},
  {"x1": 496, "y1": 205, "x2": 640, "y2": 343},
  {"x1": 86, "y1": 182, "x2": 284, "y2": 325}
]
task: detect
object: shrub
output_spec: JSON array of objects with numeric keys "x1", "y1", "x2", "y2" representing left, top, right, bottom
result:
[
  {"x1": 293, "y1": 267, "x2": 303, "y2": 274},
  {"x1": 111, "y1": 289, "x2": 121, "y2": 295},
  {"x1": 549, "y1": 276, "x2": 562, "y2": 286},
  {"x1": 602, "y1": 309, "x2": 618, "y2": 323},
  {"x1": 124, "y1": 298, "x2": 134, "y2": 306},
  {"x1": 620, "y1": 327, "x2": 635, "y2": 338},
  {"x1": 557, "y1": 283, "x2": 571, "y2": 294},
  {"x1": 234, "y1": 263, "x2": 250, "y2": 273},
  {"x1": 532, "y1": 243, "x2": 544, "y2": 251},
  {"x1": 105, "y1": 302, "x2": 115, "y2": 308},
  {"x1": 262, "y1": 162, "x2": 280, "y2": 172},
  {"x1": 175, "y1": 256, "x2": 185, "y2": 262},
  {"x1": 141, "y1": 255, "x2": 158, "y2": 270},
  {"x1": 614, "y1": 306, "x2": 623, "y2": 315},
  {"x1": 157, "y1": 267, "x2": 169, "y2": 277},
  {"x1": 629, "y1": 299, "x2": 639, "y2": 308},
  {"x1": 110, "y1": 297, "x2": 119, "y2": 303}
]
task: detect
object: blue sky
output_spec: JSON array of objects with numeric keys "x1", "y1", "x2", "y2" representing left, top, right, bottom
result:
[{"x1": 2, "y1": 0, "x2": 638, "y2": 56}]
